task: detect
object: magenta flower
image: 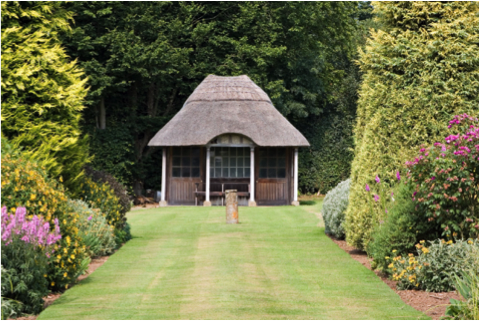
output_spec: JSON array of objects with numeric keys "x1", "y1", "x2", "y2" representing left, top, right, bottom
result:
[
  {"x1": 396, "y1": 171, "x2": 401, "y2": 181},
  {"x1": 375, "y1": 175, "x2": 380, "y2": 183},
  {"x1": 373, "y1": 194, "x2": 380, "y2": 202},
  {"x1": 365, "y1": 184, "x2": 370, "y2": 192},
  {"x1": 87, "y1": 215, "x2": 93, "y2": 221},
  {"x1": 431, "y1": 176, "x2": 435, "y2": 181}
]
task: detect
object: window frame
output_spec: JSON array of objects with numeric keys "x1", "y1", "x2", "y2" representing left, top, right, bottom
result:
[
  {"x1": 258, "y1": 147, "x2": 286, "y2": 179},
  {"x1": 171, "y1": 147, "x2": 201, "y2": 178},
  {"x1": 210, "y1": 147, "x2": 251, "y2": 178}
]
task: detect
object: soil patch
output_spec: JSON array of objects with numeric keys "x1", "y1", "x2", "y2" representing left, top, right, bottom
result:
[{"x1": 328, "y1": 235, "x2": 462, "y2": 320}]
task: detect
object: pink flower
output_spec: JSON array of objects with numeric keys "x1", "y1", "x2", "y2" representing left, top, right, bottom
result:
[
  {"x1": 375, "y1": 176, "x2": 380, "y2": 183},
  {"x1": 396, "y1": 171, "x2": 401, "y2": 181},
  {"x1": 373, "y1": 194, "x2": 380, "y2": 202},
  {"x1": 88, "y1": 215, "x2": 93, "y2": 221},
  {"x1": 365, "y1": 184, "x2": 370, "y2": 192}
]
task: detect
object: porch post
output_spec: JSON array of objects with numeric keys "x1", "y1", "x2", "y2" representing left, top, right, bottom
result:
[
  {"x1": 159, "y1": 147, "x2": 168, "y2": 207},
  {"x1": 292, "y1": 147, "x2": 299, "y2": 206},
  {"x1": 204, "y1": 146, "x2": 212, "y2": 206},
  {"x1": 248, "y1": 146, "x2": 256, "y2": 206}
]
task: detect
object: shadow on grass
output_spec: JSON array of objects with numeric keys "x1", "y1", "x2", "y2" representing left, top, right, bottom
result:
[{"x1": 300, "y1": 200, "x2": 316, "y2": 206}]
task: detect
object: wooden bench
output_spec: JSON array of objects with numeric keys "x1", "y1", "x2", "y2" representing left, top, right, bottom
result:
[{"x1": 194, "y1": 183, "x2": 250, "y2": 205}]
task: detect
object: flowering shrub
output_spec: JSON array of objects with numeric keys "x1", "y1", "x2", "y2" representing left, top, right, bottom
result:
[
  {"x1": 1, "y1": 207, "x2": 61, "y2": 315},
  {"x1": 406, "y1": 114, "x2": 479, "y2": 240},
  {"x1": 387, "y1": 239, "x2": 478, "y2": 292},
  {"x1": 79, "y1": 177, "x2": 124, "y2": 229},
  {"x1": 1, "y1": 149, "x2": 87, "y2": 291},
  {"x1": 68, "y1": 200, "x2": 116, "y2": 257},
  {"x1": 322, "y1": 179, "x2": 350, "y2": 239}
]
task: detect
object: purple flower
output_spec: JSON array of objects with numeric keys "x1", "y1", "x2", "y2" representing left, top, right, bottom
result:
[
  {"x1": 385, "y1": 209, "x2": 388, "y2": 214},
  {"x1": 396, "y1": 171, "x2": 401, "y2": 181},
  {"x1": 365, "y1": 184, "x2": 370, "y2": 192},
  {"x1": 431, "y1": 176, "x2": 435, "y2": 181},
  {"x1": 373, "y1": 194, "x2": 380, "y2": 202},
  {"x1": 87, "y1": 215, "x2": 93, "y2": 221},
  {"x1": 375, "y1": 175, "x2": 380, "y2": 183}
]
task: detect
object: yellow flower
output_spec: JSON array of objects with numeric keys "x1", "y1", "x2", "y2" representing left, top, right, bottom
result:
[
  {"x1": 392, "y1": 250, "x2": 397, "y2": 253},
  {"x1": 10, "y1": 207, "x2": 15, "y2": 213},
  {"x1": 388, "y1": 263, "x2": 394, "y2": 269},
  {"x1": 447, "y1": 240, "x2": 453, "y2": 245},
  {"x1": 422, "y1": 248, "x2": 429, "y2": 254},
  {"x1": 30, "y1": 194, "x2": 36, "y2": 201},
  {"x1": 43, "y1": 274, "x2": 47, "y2": 278},
  {"x1": 51, "y1": 282, "x2": 55, "y2": 287},
  {"x1": 57, "y1": 255, "x2": 61, "y2": 260},
  {"x1": 468, "y1": 240, "x2": 473, "y2": 244},
  {"x1": 63, "y1": 272, "x2": 68, "y2": 278},
  {"x1": 420, "y1": 240, "x2": 425, "y2": 244},
  {"x1": 70, "y1": 254, "x2": 75, "y2": 260},
  {"x1": 385, "y1": 256, "x2": 390, "y2": 260}
]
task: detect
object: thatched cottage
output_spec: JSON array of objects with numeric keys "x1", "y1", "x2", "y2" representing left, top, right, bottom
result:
[{"x1": 148, "y1": 75, "x2": 309, "y2": 206}]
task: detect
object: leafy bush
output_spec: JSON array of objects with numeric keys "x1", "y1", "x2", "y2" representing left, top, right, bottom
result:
[
  {"x1": 114, "y1": 222, "x2": 132, "y2": 245},
  {"x1": 78, "y1": 177, "x2": 124, "y2": 229},
  {"x1": 1, "y1": 2, "x2": 90, "y2": 193},
  {"x1": 388, "y1": 239, "x2": 478, "y2": 292},
  {"x1": 322, "y1": 179, "x2": 350, "y2": 239},
  {"x1": 67, "y1": 200, "x2": 116, "y2": 257},
  {"x1": 345, "y1": 1, "x2": 479, "y2": 250},
  {"x1": 367, "y1": 183, "x2": 418, "y2": 271},
  {"x1": 1, "y1": 266, "x2": 23, "y2": 319},
  {"x1": 406, "y1": 114, "x2": 479, "y2": 241},
  {"x1": 1, "y1": 145, "x2": 88, "y2": 291},
  {"x1": 1, "y1": 207, "x2": 61, "y2": 315},
  {"x1": 84, "y1": 166, "x2": 131, "y2": 218}
]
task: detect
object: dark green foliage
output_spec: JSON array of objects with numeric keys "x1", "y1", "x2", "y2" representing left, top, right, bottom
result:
[
  {"x1": 1, "y1": 243, "x2": 49, "y2": 315},
  {"x1": 367, "y1": 183, "x2": 418, "y2": 272},
  {"x1": 114, "y1": 222, "x2": 132, "y2": 246},
  {"x1": 61, "y1": 1, "x2": 359, "y2": 191},
  {"x1": 84, "y1": 166, "x2": 131, "y2": 216}
]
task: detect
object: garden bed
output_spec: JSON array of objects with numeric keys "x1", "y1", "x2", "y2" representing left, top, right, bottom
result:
[{"x1": 328, "y1": 235, "x2": 462, "y2": 320}]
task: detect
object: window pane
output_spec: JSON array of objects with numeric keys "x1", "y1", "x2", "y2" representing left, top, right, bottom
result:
[
  {"x1": 192, "y1": 148, "x2": 200, "y2": 157},
  {"x1": 267, "y1": 168, "x2": 276, "y2": 178},
  {"x1": 237, "y1": 158, "x2": 243, "y2": 167},
  {"x1": 215, "y1": 168, "x2": 221, "y2": 178},
  {"x1": 192, "y1": 157, "x2": 200, "y2": 166},
  {"x1": 259, "y1": 158, "x2": 268, "y2": 167},
  {"x1": 182, "y1": 167, "x2": 190, "y2": 177},
  {"x1": 259, "y1": 148, "x2": 268, "y2": 157},
  {"x1": 245, "y1": 168, "x2": 251, "y2": 177},
  {"x1": 268, "y1": 158, "x2": 277, "y2": 167},
  {"x1": 277, "y1": 148, "x2": 286, "y2": 157},
  {"x1": 210, "y1": 168, "x2": 213, "y2": 177},
  {"x1": 237, "y1": 148, "x2": 244, "y2": 156},
  {"x1": 173, "y1": 148, "x2": 181, "y2": 156},
  {"x1": 222, "y1": 156, "x2": 228, "y2": 166},
  {"x1": 210, "y1": 149, "x2": 216, "y2": 157},
  {"x1": 229, "y1": 168, "x2": 237, "y2": 178},
  {"x1": 172, "y1": 168, "x2": 181, "y2": 177},
  {"x1": 277, "y1": 168, "x2": 286, "y2": 178},
  {"x1": 182, "y1": 157, "x2": 190, "y2": 167},
  {"x1": 220, "y1": 148, "x2": 228, "y2": 156},
  {"x1": 229, "y1": 148, "x2": 236, "y2": 157},
  {"x1": 237, "y1": 168, "x2": 244, "y2": 177},
  {"x1": 278, "y1": 157, "x2": 286, "y2": 167},
  {"x1": 173, "y1": 157, "x2": 181, "y2": 166},
  {"x1": 229, "y1": 158, "x2": 236, "y2": 167},
  {"x1": 259, "y1": 168, "x2": 267, "y2": 178},
  {"x1": 215, "y1": 157, "x2": 222, "y2": 167},
  {"x1": 245, "y1": 157, "x2": 250, "y2": 166},
  {"x1": 222, "y1": 168, "x2": 229, "y2": 177},
  {"x1": 192, "y1": 167, "x2": 200, "y2": 177}
]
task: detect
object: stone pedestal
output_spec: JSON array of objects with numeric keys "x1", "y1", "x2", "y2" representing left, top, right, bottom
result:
[
  {"x1": 291, "y1": 201, "x2": 300, "y2": 206},
  {"x1": 203, "y1": 200, "x2": 212, "y2": 207},
  {"x1": 248, "y1": 200, "x2": 257, "y2": 207},
  {"x1": 225, "y1": 189, "x2": 238, "y2": 224},
  {"x1": 159, "y1": 200, "x2": 168, "y2": 207}
]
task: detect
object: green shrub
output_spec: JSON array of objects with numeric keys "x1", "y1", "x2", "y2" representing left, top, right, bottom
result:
[
  {"x1": 114, "y1": 222, "x2": 132, "y2": 245},
  {"x1": 67, "y1": 200, "x2": 116, "y2": 257},
  {"x1": 84, "y1": 166, "x2": 131, "y2": 218},
  {"x1": 367, "y1": 183, "x2": 418, "y2": 271},
  {"x1": 1, "y1": 143, "x2": 88, "y2": 291},
  {"x1": 78, "y1": 176, "x2": 124, "y2": 229},
  {"x1": 322, "y1": 179, "x2": 350, "y2": 239},
  {"x1": 406, "y1": 114, "x2": 479, "y2": 241},
  {"x1": 388, "y1": 239, "x2": 478, "y2": 292},
  {"x1": 345, "y1": 1, "x2": 479, "y2": 250},
  {"x1": 1, "y1": 266, "x2": 23, "y2": 319}
]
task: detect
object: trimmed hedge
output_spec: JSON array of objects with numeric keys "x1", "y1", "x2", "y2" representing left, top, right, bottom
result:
[{"x1": 322, "y1": 179, "x2": 350, "y2": 239}]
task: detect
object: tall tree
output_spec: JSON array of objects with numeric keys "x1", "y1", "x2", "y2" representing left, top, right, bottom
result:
[
  {"x1": 1, "y1": 1, "x2": 90, "y2": 192},
  {"x1": 62, "y1": 1, "x2": 359, "y2": 190},
  {"x1": 344, "y1": 1, "x2": 479, "y2": 250}
]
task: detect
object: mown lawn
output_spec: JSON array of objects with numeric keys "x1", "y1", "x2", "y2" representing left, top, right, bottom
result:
[{"x1": 39, "y1": 202, "x2": 428, "y2": 320}]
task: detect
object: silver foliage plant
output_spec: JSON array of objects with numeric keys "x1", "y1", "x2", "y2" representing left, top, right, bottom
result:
[{"x1": 323, "y1": 178, "x2": 350, "y2": 239}]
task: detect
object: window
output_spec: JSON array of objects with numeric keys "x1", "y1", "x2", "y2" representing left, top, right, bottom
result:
[
  {"x1": 172, "y1": 147, "x2": 200, "y2": 177},
  {"x1": 210, "y1": 147, "x2": 250, "y2": 178},
  {"x1": 259, "y1": 147, "x2": 286, "y2": 178}
]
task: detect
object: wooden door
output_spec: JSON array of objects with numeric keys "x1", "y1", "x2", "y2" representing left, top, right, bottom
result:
[{"x1": 255, "y1": 147, "x2": 289, "y2": 205}]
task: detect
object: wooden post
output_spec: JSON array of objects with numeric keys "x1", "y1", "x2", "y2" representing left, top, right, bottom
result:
[
  {"x1": 292, "y1": 147, "x2": 299, "y2": 206},
  {"x1": 248, "y1": 147, "x2": 256, "y2": 206},
  {"x1": 225, "y1": 189, "x2": 238, "y2": 224},
  {"x1": 204, "y1": 146, "x2": 211, "y2": 206},
  {"x1": 159, "y1": 147, "x2": 167, "y2": 207}
]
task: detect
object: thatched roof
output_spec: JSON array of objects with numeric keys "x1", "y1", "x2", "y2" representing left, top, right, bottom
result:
[{"x1": 148, "y1": 75, "x2": 310, "y2": 147}]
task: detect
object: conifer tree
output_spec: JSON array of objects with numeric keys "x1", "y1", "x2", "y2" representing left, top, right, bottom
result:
[
  {"x1": 1, "y1": 2, "x2": 90, "y2": 192},
  {"x1": 345, "y1": 1, "x2": 479, "y2": 249}
]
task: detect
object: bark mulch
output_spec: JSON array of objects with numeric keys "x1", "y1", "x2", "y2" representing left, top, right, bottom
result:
[{"x1": 328, "y1": 236, "x2": 462, "y2": 320}]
